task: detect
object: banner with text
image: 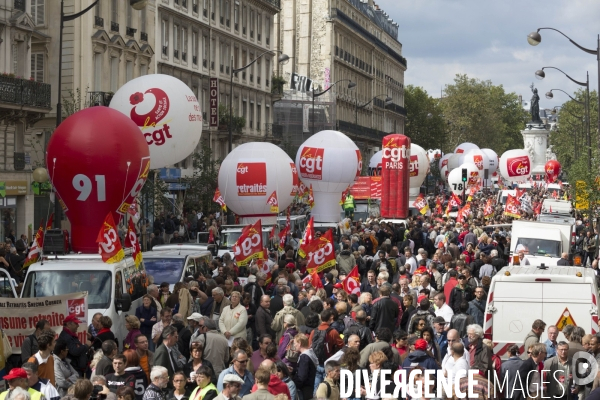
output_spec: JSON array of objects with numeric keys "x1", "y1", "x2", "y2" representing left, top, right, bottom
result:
[{"x1": 0, "y1": 292, "x2": 88, "y2": 354}]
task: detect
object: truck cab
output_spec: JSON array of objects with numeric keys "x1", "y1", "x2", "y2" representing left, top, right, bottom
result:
[{"x1": 510, "y1": 218, "x2": 576, "y2": 266}]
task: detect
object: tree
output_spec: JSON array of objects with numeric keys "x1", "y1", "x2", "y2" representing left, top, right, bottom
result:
[
  {"x1": 440, "y1": 74, "x2": 527, "y2": 154},
  {"x1": 182, "y1": 144, "x2": 221, "y2": 213},
  {"x1": 404, "y1": 85, "x2": 446, "y2": 150}
]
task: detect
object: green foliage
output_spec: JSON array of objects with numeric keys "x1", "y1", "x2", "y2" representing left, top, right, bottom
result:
[
  {"x1": 271, "y1": 75, "x2": 286, "y2": 95},
  {"x1": 218, "y1": 103, "x2": 246, "y2": 133},
  {"x1": 404, "y1": 85, "x2": 446, "y2": 150},
  {"x1": 181, "y1": 144, "x2": 221, "y2": 213},
  {"x1": 440, "y1": 74, "x2": 527, "y2": 154},
  {"x1": 139, "y1": 172, "x2": 174, "y2": 219}
]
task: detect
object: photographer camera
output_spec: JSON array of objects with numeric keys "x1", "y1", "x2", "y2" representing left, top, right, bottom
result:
[{"x1": 90, "y1": 376, "x2": 115, "y2": 400}]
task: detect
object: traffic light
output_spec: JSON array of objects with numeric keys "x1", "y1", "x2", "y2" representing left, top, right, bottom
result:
[{"x1": 462, "y1": 168, "x2": 468, "y2": 182}]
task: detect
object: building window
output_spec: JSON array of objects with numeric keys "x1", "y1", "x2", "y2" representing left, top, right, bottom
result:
[
  {"x1": 182, "y1": 27, "x2": 188, "y2": 61},
  {"x1": 94, "y1": 53, "x2": 102, "y2": 91},
  {"x1": 174, "y1": 24, "x2": 179, "y2": 58},
  {"x1": 95, "y1": 0, "x2": 101, "y2": 17},
  {"x1": 111, "y1": 0, "x2": 118, "y2": 23},
  {"x1": 225, "y1": 0, "x2": 230, "y2": 26},
  {"x1": 265, "y1": 17, "x2": 270, "y2": 44},
  {"x1": 242, "y1": 100, "x2": 247, "y2": 124},
  {"x1": 31, "y1": 0, "x2": 45, "y2": 26},
  {"x1": 126, "y1": 61, "x2": 133, "y2": 82},
  {"x1": 211, "y1": 38, "x2": 216, "y2": 69},
  {"x1": 219, "y1": 0, "x2": 224, "y2": 23},
  {"x1": 126, "y1": 2, "x2": 132, "y2": 28},
  {"x1": 249, "y1": 103, "x2": 254, "y2": 128},
  {"x1": 211, "y1": 0, "x2": 216, "y2": 19},
  {"x1": 162, "y1": 20, "x2": 169, "y2": 55},
  {"x1": 203, "y1": 35, "x2": 208, "y2": 66},
  {"x1": 250, "y1": 9, "x2": 254, "y2": 38},
  {"x1": 234, "y1": 2, "x2": 239, "y2": 30},
  {"x1": 141, "y1": 63, "x2": 148, "y2": 76},
  {"x1": 110, "y1": 57, "x2": 119, "y2": 92},
  {"x1": 257, "y1": 58, "x2": 261, "y2": 84},
  {"x1": 242, "y1": 6, "x2": 246, "y2": 33},
  {"x1": 257, "y1": 13, "x2": 262, "y2": 41},
  {"x1": 30, "y1": 53, "x2": 44, "y2": 82},
  {"x1": 257, "y1": 104, "x2": 261, "y2": 131},
  {"x1": 192, "y1": 31, "x2": 198, "y2": 64}
]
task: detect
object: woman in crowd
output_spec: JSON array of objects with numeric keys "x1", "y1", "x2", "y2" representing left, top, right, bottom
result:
[
  {"x1": 135, "y1": 295, "x2": 157, "y2": 347},
  {"x1": 219, "y1": 291, "x2": 248, "y2": 341},
  {"x1": 93, "y1": 316, "x2": 116, "y2": 350},
  {"x1": 189, "y1": 365, "x2": 218, "y2": 400},
  {"x1": 184, "y1": 342, "x2": 215, "y2": 389},
  {"x1": 123, "y1": 315, "x2": 142, "y2": 350},
  {"x1": 275, "y1": 360, "x2": 297, "y2": 400},
  {"x1": 167, "y1": 371, "x2": 190, "y2": 400},
  {"x1": 123, "y1": 349, "x2": 148, "y2": 400}
]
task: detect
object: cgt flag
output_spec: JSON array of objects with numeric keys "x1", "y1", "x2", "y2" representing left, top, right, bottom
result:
[
  {"x1": 97, "y1": 212, "x2": 125, "y2": 263},
  {"x1": 125, "y1": 218, "x2": 142, "y2": 267},
  {"x1": 46, "y1": 213, "x2": 54, "y2": 230},
  {"x1": 306, "y1": 229, "x2": 336, "y2": 274},
  {"x1": 504, "y1": 194, "x2": 521, "y2": 219},
  {"x1": 298, "y1": 216, "x2": 315, "y2": 258},
  {"x1": 233, "y1": 220, "x2": 264, "y2": 266},
  {"x1": 266, "y1": 191, "x2": 279, "y2": 213},
  {"x1": 24, "y1": 219, "x2": 45, "y2": 268},
  {"x1": 343, "y1": 265, "x2": 361, "y2": 295},
  {"x1": 412, "y1": 193, "x2": 429, "y2": 215},
  {"x1": 308, "y1": 185, "x2": 315, "y2": 208},
  {"x1": 278, "y1": 225, "x2": 289, "y2": 254},
  {"x1": 484, "y1": 199, "x2": 494, "y2": 219},
  {"x1": 213, "y1": 188, "x2": 227, "y2": 212}
]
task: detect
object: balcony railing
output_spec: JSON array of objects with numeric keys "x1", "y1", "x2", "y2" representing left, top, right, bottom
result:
[
  {"x1": 141, "y1": 32, "x2": 148, "y2": 42},
  {"x1": 14, "y1": 0, "x2": 25, "y2": 12},
  {"x1": 94, "y1": 16, "x2": 104, "y2": 27},
  {"x1": 0, "y1": 76, "x2": 51, "y2": 109},
  {"x1": 258, "y1": 0, "x2": 280, "y2": 9},
  {"x1": 111, "y1": 21, "x2": 119, "y2": 32},
  {"x1": 88, "y1": 91, "x2": 113, "y2": 107},
  {"x1": 385, "y1": 103, "x2": 407, "y2": 116},
  {"x1": 337, "y1": 120, "x2": 385, "y2": 140},
  {"x1": 126, "y1": 27, "x2": 137, "y2": 37}
]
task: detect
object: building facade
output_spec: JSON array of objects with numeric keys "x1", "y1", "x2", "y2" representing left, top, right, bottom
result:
[
  {"x1": 273, "y1": 0, "x2": 406, "y2": 161},
  {"x1": 0, "y1": 0, "x2": 52, "y2": 241},
  {"x1": 156, "y1": 0, "x2": 282, "y2": 166}
]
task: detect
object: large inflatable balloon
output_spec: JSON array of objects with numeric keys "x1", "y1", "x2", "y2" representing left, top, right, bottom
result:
[
  {"x1": 481, "y1": 148, "x2": 499, "y2": 174},
  {"x1": 459, "y1": 162, "x2": 481, "y2": 187},
  {"x1": 499, "y1": 149, "x2": 532, "y2": 182},
  {"x1": 454, "y1": 142, "x2": 479, "y2": 154},
  {"x1": 462, "y1": 149, "x2": 489, "y2": 173},
  {"x1": 447, "y1": 153, "x2": 463, "y2": 171},
  {"x1": 427, "y1": 149, "x2": 442, "y2": 160},
  {"x1": 381, "y1": 134, "x2": 411, "y2": 218},
  {"x1": 110, "y1": 74, "x2": 202, "y2": 169},
  {"x1": 296, "y1": 131, "x2": 359, "y2": 222},
  {"x1": 46, "y1": 107, "x2": 151, "y2": 253},
  {"x1": 369, "y1": 150, "x2": 382, "y2": 176},
  {"x1": 219, "y1": 142, "x2": 296, "y2": 225},
  {"x1": 438, "y1": 153, "x2": 453, "y2": 181},
  {"x1": 409, "y1": 144, "x2": 428, "y2": 196},
  {"x1": 545, "y1": 160, "x2": 561, "y2": 183},
  {"x1": 447, "y1": 168, "x2": 467, "y2": 196}
]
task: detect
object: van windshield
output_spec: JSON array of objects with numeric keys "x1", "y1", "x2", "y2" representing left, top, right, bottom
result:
[
  {"x1": 220, "y1": 231, "x2": 271, "y2": 249},
  {"x1": 144, "y1": 258, "x2": 184, "y2": 286},
  {"x1": 516, "y1": 238, "x2": 561, "y2": 257},
  {"x1": 22, "y1": 271, "x2": 111, "y2": 309}
]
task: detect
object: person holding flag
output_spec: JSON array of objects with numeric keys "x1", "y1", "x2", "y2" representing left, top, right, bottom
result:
[{"x1": 341, "y1": 190, "x2": 355, "y2": 220}]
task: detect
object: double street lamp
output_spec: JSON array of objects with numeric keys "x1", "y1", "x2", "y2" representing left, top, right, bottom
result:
[
  {"x1": 228, "y1": 51, "x2": 289, "y2": 152},
  {"x1": 535, "y1": 66, "x2": 590, "y2": 168},
  {"x1": 54, "y1": 0, "x2": 148, "y2": 228},
  {"x1": 528, "y1": 28, "x2": 600, "y2": 151},
  {"x1": 355, "y1": 94, "x2": 392, "y2": 125},
  {"x1": 311, "y1": 79, "x2": 356, "y2": 135}
]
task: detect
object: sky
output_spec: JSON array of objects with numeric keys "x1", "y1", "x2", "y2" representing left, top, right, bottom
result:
[{"x1": 376, "y1": 0, "x2": 600, "y2": 110}]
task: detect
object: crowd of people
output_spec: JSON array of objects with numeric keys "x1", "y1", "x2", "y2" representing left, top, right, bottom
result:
[{"x1": 4, "y1": 184, "x2": 600, "y2": 400}]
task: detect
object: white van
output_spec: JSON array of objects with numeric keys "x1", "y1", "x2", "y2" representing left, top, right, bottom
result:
[
  {"x1": 21, "y1": 250, "x2": 147, "y2": 350},
  {"x1": 143, "y1": 245, "x2": 213, "y2": 290},
  {"x1": 483, "y1": 266, "x2": 599, "y2": 357}
]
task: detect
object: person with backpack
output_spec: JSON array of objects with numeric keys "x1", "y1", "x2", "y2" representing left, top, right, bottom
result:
[
  {"x1": 291, "y1": 333, "x2": 318, "y2": 400},
  {"x1": 277, "y1": 315, "x2": 298, "y2": 364},
  {"x1": 342, "y1": 310, "x2": 373, "y2": 351},
  {"x1": 309, "y1": 308, "x2": 344, "y2": 396},
  {"x1": 315, "y1": 360, "x2": 341, "y2": 400}
]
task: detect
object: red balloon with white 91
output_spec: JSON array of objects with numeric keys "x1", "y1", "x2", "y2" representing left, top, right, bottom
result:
[{"x1": 46, "y1": 107, "x2": 150, "y2": 253}]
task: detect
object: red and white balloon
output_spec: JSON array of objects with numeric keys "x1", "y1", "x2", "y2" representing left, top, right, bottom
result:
[
  {"x1": 499, "y1": 149, "x2": 532, "y2": 182},
  {"x1": 110, "y1": 74, "x2": 202, "y2": 169},
  {"x1": 545, "y1": 160, "x2": 561, "y2": 182}
]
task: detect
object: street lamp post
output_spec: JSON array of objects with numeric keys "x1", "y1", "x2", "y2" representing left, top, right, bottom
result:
[
  {"x1": 311, "y1": 79, "x2": 356, "y2": 135},
  {"x1": 536, "y1": 66, "x2": 590, "y2": 168},
  {"x1": 54, "y1": 0, "x2": 147, "y2": 229},
  {"x1": 355, "y1": 94, "x2": 392, "y2": 125},
  {"x1": 528, "y1": 28, "x2": 600, "y2": 154},
  {"x1": 228, "y1": 51, "x2": 289, "y2": 152}
]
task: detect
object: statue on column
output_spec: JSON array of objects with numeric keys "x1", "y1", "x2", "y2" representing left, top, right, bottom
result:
[{"x1": 530, "y1": 83, "x2": 541, "y2": 123}]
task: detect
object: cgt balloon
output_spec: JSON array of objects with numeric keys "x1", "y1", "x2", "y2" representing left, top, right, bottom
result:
[
  {"x1": 545, "y1": 160, "x2": 561, "y2": 183},
  {"x1": 499, "y1": 149, "x2": 532, "y2": 182},
  {"x1": 109, "y1": 74, "x2": 202, "y2": 169},
  {"x1": 46, "y1": 107, "x2": 150, "y2": 253}
]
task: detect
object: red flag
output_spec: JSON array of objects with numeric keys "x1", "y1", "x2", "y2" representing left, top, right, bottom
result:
[
  {"x1": 46, "y1": 213, "x2": 54, "y2": 230},
  {"x1": 450, "y1": 192, "x2": 463, "y2": 207},
  {"x1": 208, "y1": 227, "x2": 215, "y2": 244},
  {"x1": 233, "y1": 220, "x2": 264, "y2": 266},
  {"x1": 298, "y1": 182, "x2": 307, "y2": 198},
  {"x1": 125, "y1": 218, "x2": 142, "y2": 267},
  {"x1": 435, "y1": 197, "x2": 443, "y2": 215},
  {"x1": 412, "y1": 193, "x2": 429, "y2": 215},
  {"x1": 306, "y1": 229, "x2": 336, "y2": 273},
  {"x1": 308, "y1": 185, "x2": 314, "y2": 208},
  {"x1": 269, "y1": 226, "x2": 276, "y2": 241},
  {"x1": 339, "y1": 187, "x2": 350, "y2": 206},
  {"x1": 213, "y1": 188, "x2": 227, "y2": 211},
  {"x1": 310, "y1": 269, "x2": 324, "y2": 289},
  {"x1": 285, "y1": 208, "x2": 291, "y2": 231},
  {"x1": 484, "y1": 199, "x2": 494, "y2": 219},
  {"x1": 97, "y1": 212, "x2": 125, "y2": 263},
  {"x1": 534, "y1": 202, "x2": 542, "y2": 215},
  {"x1": 24, "y1": 219, "x2": 45, "y2": 268},
  {"x1": 278, "y1": 226, "x2": 289, "y2": 253},
  {"x1": 343, "y1": 265, "x2": 361, "y2": 295},
  {"x1": 266, "y1": 191, "x2": 279, "y2": 213},
  {"x1": 504, "y1": 194, "x2": 521, "y2": 219},
  {"x1": 298, "y1": 216, "x2": 315, "y2": 258}
]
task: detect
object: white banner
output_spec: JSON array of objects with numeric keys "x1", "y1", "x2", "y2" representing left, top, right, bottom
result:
[
  {"x1": 303, "y1": 104, "x2": 311, "y2": 133},
  {"x1": 0, "y1": 292, "x2": 88, "y2": 354}
]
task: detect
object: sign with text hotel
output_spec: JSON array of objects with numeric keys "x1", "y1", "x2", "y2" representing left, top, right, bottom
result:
[{"x1": 209, "y1": 78, "x2": 219, "y2": 127}]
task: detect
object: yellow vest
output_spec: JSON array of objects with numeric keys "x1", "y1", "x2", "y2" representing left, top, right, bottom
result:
[
  {"x1": 0, "y1": 388, "x2": 44, "y2": 400},
  {"x1": 190, "y1": 383, "x2": 217, "y2": 400},
  {"x1": 344, "y1": 195, "x2": 354, "y2": 209}
]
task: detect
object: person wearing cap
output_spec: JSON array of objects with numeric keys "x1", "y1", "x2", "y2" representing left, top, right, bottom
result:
[
  {"x1": 330, "y1": 283, "x2": 343, "y2": 301},
  {"x1": 0, "y1": 368, "x2": 43, "y2": 400},
  {"x1": 432, "y1": 316, "x2": 449, "y2": 359},
  {"x1": 214, "y1": 373, "x2": 244, "y2": 400},
  {"x1": 187, "y1": 312, "x2": 204, "y2": 344},
  {"x1": 401, "y1": 338, "x2": 439, "y2": 371},
  {"x1": 58, "y1": 314, "x2": 91, "y2": 376},
  {"x1": 22, "y1": 361, "x2": 59, "y2": 400}
]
